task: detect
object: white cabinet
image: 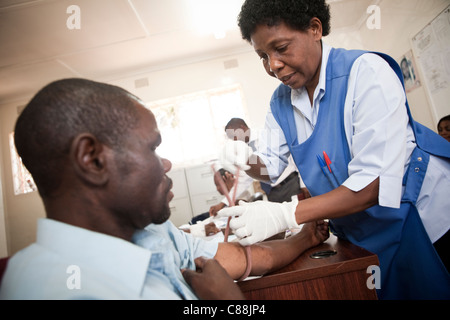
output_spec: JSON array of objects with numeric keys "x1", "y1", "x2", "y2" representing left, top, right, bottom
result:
[
  {"x1": 168, "y1": 168, "x2": 189, "y2": 199},
  {"x1": 185, "y1": 164, "x2": 216, "y2": 195},
  {"x1": 166, "y1": 163, "x2": 222, "y2": 227},
  {"x1": 190, "y1": 193, "x2": 222, "y2": 215},
  {"x1": 185, "y1": 164, "x2": 222, "y2": 216},
  {"x1": 168, "y1": 197, "x2": 192, "y2": 227},
  {"x1": 166, "y1": 168, "x2": 192, "y2": 227}
]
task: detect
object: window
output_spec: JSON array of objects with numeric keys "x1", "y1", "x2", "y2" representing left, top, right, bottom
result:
[
  {"x1": 146, "y1": 84, "x2": 247, "y2": 167},
  {"x1": 9, "y1": 132, "x2": 36, "y2": 195}
]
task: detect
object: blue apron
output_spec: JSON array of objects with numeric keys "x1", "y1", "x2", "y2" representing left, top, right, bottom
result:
[{"x1": 270, "y1": 48, "x2": 450, "y2": 299}]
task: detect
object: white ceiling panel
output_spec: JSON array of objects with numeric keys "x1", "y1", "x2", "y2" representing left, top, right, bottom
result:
[
  {"x1": 0, "y1": 0, "x2": 251, "y2": 103},
  {"x1": 129, "y1": 0, "x2": 190, "y2": 35},
  {"x1": 0, "y1": 0, "x2": 146, "y2": 68},
  {"x1": 1, "y1": 0, "x2": 423, "y2": 104},
  {"x1": 0, "y1": 59, "x2": 80, "y2": 103},
  {"x1": 0, "y1": 0, "x2": 39, "y2": 9},
  {"x1": 328, "y1": 0, "x2": 374, "y2": 30}
]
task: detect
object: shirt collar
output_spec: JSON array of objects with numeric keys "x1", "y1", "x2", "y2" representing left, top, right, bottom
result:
[{"x1": 36, "y1": 218, "x2": 151, "y2": 296}]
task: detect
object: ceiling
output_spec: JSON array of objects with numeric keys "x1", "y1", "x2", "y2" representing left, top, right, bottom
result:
[{"x1": 0, "y1": 0, "x2": 375, "y2": 105}]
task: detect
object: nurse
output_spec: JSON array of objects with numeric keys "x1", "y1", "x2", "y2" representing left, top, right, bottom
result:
[{"x1": 219, "y1": 0, "x2": 450, "y2": 299}]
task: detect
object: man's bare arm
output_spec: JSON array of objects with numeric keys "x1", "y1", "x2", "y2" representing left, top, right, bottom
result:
[{"x1": 214, "y1": 220, "x2": 329, "y2": 280}]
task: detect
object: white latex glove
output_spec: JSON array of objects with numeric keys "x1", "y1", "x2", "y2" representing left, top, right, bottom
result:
[
  {"x1": 219, "y1": 140, "x2": 253, "y2": 174},
  {"x1": 218, "y1": 197, "x2": 300, "y2": 246}
]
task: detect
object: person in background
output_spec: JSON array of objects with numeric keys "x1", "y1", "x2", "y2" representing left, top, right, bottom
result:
[
  {"x1": 437, "y1": 115, "x2": 450, "y2": 142},
  {"x1": 208, "y1": 163, "x2": 254, "y2": 217},
  {"x1": 0, "y1": 78, "x2": 329, "y2": 300},
  {"x1": 188, "y1": 168, "x2": 246, "y2": 226},
  {"x1": 219, "y1": 0, "x2": 450, "y2": 299},
  {"x1": 189, "y1": 164, "x2": 265, "y2": 226},
  {"x1": 223, "y1": 118, "x2": 309, "y2": 203}
]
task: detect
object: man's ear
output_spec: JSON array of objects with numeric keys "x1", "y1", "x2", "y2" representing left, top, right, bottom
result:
[{"x1": 70, "y1": 133, "x2": 109, "y2": 186}]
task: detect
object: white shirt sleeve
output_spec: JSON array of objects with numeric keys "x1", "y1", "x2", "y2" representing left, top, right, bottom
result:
[{"x1": 342, "y1": 53, "x2": 410, "y2": 208}]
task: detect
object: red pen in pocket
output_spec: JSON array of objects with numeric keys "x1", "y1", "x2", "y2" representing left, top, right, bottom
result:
[{"x1": 323, "y1": 151, "x2": 332, "y2": 173}]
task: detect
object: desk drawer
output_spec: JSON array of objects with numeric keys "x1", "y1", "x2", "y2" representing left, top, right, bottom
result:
[
  {"x1": 190, "y1": 192, "x2": 222, "y2": 215},
  {"x1": 185, "y1": 164, "x2": 216, "y2": 195},
  {"x1": 166, "y1": 168, "x2": 188, "y2": 199},
  {"x1": 169, "y1": 197, "x2": 193, "y2": 227}
]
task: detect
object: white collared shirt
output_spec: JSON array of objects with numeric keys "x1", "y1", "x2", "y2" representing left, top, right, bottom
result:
[{"x1": 0, "y1": 218, "x2": 218, "y2": 299}]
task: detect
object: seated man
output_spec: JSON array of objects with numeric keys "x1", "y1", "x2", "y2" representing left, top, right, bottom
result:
[{"x1": 0, "y1": 78, "x2": 329, "y2": 300}]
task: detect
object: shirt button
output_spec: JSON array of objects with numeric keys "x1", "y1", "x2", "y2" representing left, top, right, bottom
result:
[
  {"x1": 417, "y1": 157, "x2": 422, "y2": 161},
  {"x1": 415, "y1": 167, "x2": 420, "y2": 173}
]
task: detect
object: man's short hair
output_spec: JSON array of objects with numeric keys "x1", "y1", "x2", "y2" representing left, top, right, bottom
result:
[{"x1": 14, "y1": 78, "x2": 141, "y2": 197}]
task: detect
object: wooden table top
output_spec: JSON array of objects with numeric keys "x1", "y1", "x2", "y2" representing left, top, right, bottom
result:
[{"x1": 238, "y1": 233, "x2": 379, "y2": 294}]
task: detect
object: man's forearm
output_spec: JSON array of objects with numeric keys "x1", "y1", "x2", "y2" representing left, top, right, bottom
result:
[
  {"x1": 246, "y1": 229, "x2": 318, "y2": 276},
  {"x1": 215, "y1": 226, "x2": 318, "y2": 280}
]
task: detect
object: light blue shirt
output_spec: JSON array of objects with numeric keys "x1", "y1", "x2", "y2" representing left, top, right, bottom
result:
[
  {"x1": 135, "y1": 221, "x2": 219, "y2": 299},
  {"x1": 0, "y1": 218, "x2": 218, "y2": 299}
]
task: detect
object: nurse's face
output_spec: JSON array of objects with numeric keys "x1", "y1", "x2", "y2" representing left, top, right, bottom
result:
[{"x1": 251, "y1": 19, "x2": 323, "y2": 91}]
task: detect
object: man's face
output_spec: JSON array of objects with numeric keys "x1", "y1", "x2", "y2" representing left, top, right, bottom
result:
[
  {"x1": 438, "y1": 120, "x2": 450, "y2": 142},
  {"x1": 225, "y1": 126, "x2": 250, "y2": 143},
  {"x1": 108, "y1": 102, "x2": 173, "y2": 228}
]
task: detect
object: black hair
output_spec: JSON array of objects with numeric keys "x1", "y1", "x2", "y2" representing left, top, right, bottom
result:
[
  {"x1": 438, "y1": 115, "x2": 450, "y2": 127},
  {"x1": 438, "y1": 115, "x2": 450, "y2": 131},
  {"x1": 225, "y1": 118, "x2": 248, "y2": 130},
  {"x1": 218, "y1": 168, "x2": 231, "y2": 178},
  {"x1": 14, "y1": 78, "x2": 142, "y2": 197},
  {"x1": 238, "y1": 0, "x2": 331, "y2": 42}
]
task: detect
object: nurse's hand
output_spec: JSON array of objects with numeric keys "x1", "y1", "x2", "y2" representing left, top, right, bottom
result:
[
  {"x1": 219, "y1": 140, "x2": 253, "y2": 174},
  {"x1": 218, "y1": 198, "x2": 300, "y2": 246}
]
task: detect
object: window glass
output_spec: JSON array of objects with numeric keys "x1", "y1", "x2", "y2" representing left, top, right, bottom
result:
[
  {"x1": 147, "y1": 84, "x2": 247, "y2": 167},
  {"x1": 9, "y1": 132, "x2": 36, "y2": 195}
]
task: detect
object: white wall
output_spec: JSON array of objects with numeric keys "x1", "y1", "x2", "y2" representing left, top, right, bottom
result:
[
  {"x1": 324, "y1": 0, "x2": 449, "y2": 131},
  {"x1": 1, "y1": 0, "x2": 448, "y2": 255},
  {"x1": 109, "y1": 50, "x2": 280, "y2": 131},
  {"x1": 0, "y1": 120, "x2": 8, "y2": 258}
]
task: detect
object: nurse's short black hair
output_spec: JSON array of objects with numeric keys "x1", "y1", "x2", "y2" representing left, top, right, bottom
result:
[{"x1": 238, "y1": 0, "x2": 331, "y2": 42}]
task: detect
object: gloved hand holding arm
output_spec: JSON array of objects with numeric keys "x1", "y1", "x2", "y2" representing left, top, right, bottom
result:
[
  {"x1": 218, "y1": 197, "x2": 300, "y2": 246},
  {"x1": 219, "y1": 178, "x2": 380, "y2": 246}
]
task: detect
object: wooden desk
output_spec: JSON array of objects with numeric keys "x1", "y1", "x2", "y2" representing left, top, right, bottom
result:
[{"x1": 237, "y1": 234, "x2": 379, "y2": 300}]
